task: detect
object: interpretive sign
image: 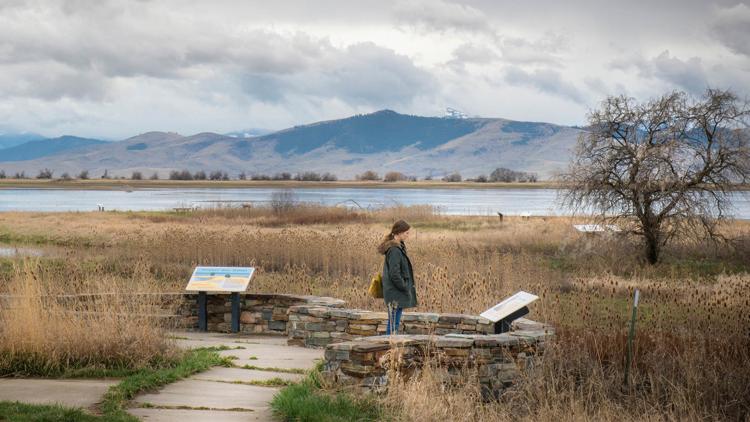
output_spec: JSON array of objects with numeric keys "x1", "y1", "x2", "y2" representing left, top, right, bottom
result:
[
  {"x1": 480, "y1": 291, "x2": 539, "y2": 322},
  {"x1": 573, "y1": 224, "x2": 621, "y2": 233},
  {"x1": 186, "y1": 267, "x2": 255, "y2": 292}
]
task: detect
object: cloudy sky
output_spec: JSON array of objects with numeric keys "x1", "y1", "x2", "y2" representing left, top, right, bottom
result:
[{"x1": 1, "y1": 0, "x2": 749, "y2": 139}]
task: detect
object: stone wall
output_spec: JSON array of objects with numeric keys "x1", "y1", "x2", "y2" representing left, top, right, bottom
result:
[
  {"x1": 176, "y1": 293, "x2": 345, "y2": 335},
  {"x1": 321, "y1": 318, "x2": 552, "y2": 399},
  {"x1": 1, "y1": 291, "x2": 553, "y2": 396},
  {"x1": 287, "y1": 305, "x2": 495, "y2": 348}
]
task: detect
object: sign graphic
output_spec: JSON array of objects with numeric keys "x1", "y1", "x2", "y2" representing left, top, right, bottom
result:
[{"x1": 186, "y1": 267, "x2": 255, "y2": 292}]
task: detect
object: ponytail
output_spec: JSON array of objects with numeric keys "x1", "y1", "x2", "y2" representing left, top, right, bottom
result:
[{"x1": 376, "y1": 220, "x2": 410, "y2": 254}]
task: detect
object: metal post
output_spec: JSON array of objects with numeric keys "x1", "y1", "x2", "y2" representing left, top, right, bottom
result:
[
  {"x1": 624, "y1": 289, "x2": 640, "y2": 387},
  {"x1": 494, "y1": 306, "x2": 530, "y2": 334},
  {"x1": 231, "y1": 292, "x2": 241, "y2": 333},
  {"x1": 197, "y1": 291, "x2": 207, "y2": 332}
]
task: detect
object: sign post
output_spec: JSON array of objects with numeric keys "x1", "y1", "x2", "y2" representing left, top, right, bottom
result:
[
  {"x1": 186, "y1": 267, "x2": 255, "y2": 333},
  {"x1": 480, "y1": 291, "x2": 539, "y2": 334},
  {"x1": 198, "y1": 291, "x2": 207, "y2": 331},
  {"x1": 624, "y1": 289, "x2": 640, "y2": 387}
]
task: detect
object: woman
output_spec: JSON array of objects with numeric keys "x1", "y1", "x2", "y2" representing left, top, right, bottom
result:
[{"x1": 377, "y1": 220, "x2": 417, "y2": 335}]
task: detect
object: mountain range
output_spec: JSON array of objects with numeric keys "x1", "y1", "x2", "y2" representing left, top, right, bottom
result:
[{"x1": 0, "y1": 110, "x2": 584, "y2": 179}]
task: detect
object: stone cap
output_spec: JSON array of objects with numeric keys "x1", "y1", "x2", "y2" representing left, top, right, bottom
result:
[{"x1": 326, "y1": 326, "x2": 554, "y2": 352}]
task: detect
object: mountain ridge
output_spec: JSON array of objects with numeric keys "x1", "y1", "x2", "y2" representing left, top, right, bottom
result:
[{"x1": 0, "y1": 110, "x2": 583, "y2": 179}]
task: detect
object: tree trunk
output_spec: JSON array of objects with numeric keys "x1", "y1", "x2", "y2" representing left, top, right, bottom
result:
[{"x1": 644, "y1": 229, "x2": 660, "y2": 265}]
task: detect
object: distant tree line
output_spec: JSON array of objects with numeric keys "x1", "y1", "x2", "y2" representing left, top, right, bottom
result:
[
  {"x1": 0, "y1": 167, "x2": 540, "y2": 182},
  {"x1": 354, "y1": 168, "x2": 537, "y2": 183}
]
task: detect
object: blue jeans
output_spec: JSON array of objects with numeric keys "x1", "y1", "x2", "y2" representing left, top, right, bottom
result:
[{"x1": 386, "y1": 306, "x2": 403, "y2": 335}]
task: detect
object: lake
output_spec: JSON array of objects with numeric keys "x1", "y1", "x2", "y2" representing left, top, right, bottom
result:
[{"x1": 1, "y1": 187, "x2": 750, "y2": 218}]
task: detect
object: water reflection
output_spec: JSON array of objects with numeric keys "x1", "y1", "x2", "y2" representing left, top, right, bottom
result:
[{"x1": 0, "y1": 246, "x2": 44, "y2": 257}]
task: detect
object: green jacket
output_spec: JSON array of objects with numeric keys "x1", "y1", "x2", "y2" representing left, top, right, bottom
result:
[{"x1": 379, "y1": 240, "x2": 417, "y2": 309}]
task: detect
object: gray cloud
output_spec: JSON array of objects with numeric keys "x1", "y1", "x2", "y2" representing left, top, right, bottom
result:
[
  {"x1": 609, "y1": 51, "x2": 708, "y2": 95},
  {"x1": 504, "y1": 66, "x2": 585, "y2": 104},
  {"x1": 649, "y1": 51, "x2": 708, "y2": 95},
  {"x1": 711, "y1": 3, "x2": 750, "y2": 57},
  {"x1": 0, "y1": 0, "x2": 747, "y2": 137},
  {"x1": 0, "y1": 62, "x2": 110, "y2": 101},
  {"x1": 393, "y1": 0, "x2": 492, "y2": 34},
  {"x1": 499, "y1": 33, "x2": 568, "y2": 66},
  {"x1": 447, "y1": 42, "x2": 499, "y2": 72},
  {"x1": 239, "y1": 42, "x2": 435, "y2": 106}
]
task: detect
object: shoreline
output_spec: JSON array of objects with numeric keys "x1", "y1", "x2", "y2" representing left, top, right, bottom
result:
[
  {"x1": 0, "y1": 179, "x2": 560, "y2": 190},
  {"x1": 1, "y1": 179, "x2": 749, "y2": 191}
]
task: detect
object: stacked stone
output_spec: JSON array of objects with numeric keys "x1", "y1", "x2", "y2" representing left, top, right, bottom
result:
[
  {"x1": 179, "y1": 293, "x2": 345, "y2": 334},
  {"x1": 287, "y1": 306, "x2": 495, "y2": 348},
  {"x1": 287, "y1": 306, "x2": 389, "y2": 347},
  {"x1": 322, "y1": 320, "x2": 553, "y2": 399}
]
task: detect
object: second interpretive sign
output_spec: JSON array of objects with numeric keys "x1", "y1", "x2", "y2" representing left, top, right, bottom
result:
[{"x1": 480, "y1": 291, "x2": 539, "y2": 322}]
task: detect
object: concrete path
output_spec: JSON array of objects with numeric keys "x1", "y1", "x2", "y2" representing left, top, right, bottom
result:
[
  {"x1": 0, "y1": 332, "x2": 321, "y2": 421},
  {"x1": 0, "y1": 378, "x2": 118, "y2": 409},
  {"x1": 126, "y1": 331, "x2": 322, "y2": 421}
]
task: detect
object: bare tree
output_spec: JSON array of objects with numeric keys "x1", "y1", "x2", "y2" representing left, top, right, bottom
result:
[
  {"x1": 560, "y1": 89, "x2": 750, "y2": 264},
  {"x1": 442, "y1": 172, "x2": 462, "y2": 182},
  {"x1": 36, "y1": 168, "x2": 53, "y2": 179},
  {"x1": 383, "y1": 171, "x2": 408, "y2": 182},
  {"x1": 270, "y1": 190, "x2": 297, "y2": 213},
  {"x1": 356, "y1": 170, "x2": 379, "y2": 181}
]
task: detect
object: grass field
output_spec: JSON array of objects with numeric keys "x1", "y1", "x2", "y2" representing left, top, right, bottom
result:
[{"x1": 1, "y1": 205, "x2": 748, "y2": 420}]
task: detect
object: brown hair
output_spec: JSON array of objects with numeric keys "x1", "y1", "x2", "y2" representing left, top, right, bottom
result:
[{"x1": 377, "y1": 220, "x2": 410, "y2": 254}]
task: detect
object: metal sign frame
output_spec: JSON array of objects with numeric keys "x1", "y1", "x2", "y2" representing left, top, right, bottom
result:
[{"x1": 187, "y1": 266, "x2": 255, "y2": 333}]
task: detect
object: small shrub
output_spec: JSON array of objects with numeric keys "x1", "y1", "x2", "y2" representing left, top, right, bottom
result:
[
  {"x1": 131, "y1": 171, "x2": 142, "y2": 180},
  {"x1": 59, "y1": 172, "x2": 72, "y2": 181},
  {"x1": 442, "y1": 172, "x2": 461, "y2": 182},
  {"x1": 238, "y1": 172, "x2": 247, "y2": 180},
  {"x1": 296, "y1": 172, "x2": 322, "y2": 181},
  {"x1": 321, "y1": 172, "x2": 337, "y2": 182},
  {"x1": 209, "y1": 171, "x2": 228, "y2": 181},
  {"x1": 489, "y1": 167, "x2": 537, "y2": 182},
  {"x1": 78, "y1": 170, "x2": 89, "y2": 180},
  {"x1": 356, "y1": 170, "x2": 379, "y2": 181},
  {"x1": 383, "y1": 172, "x2": 408, "y2": 182},
  {"x1": 271, "y1": 190, "x2": 297, "y2": 213},
  {"x1": 149, "y1": 172, "x2": 159, "y2": 180},
  {"x1": 0, "y1": 170, "x2": 5, "y2": 179},
  {"x1": 36, "y1": 168, "x2": 53, "y2": 179},
  {"x1": 169, "y1": 170, "x2": 193, "y2": 180},
  {"x1": 272, "y1": 172, "x2": 292, "y2": 181},
  {"x1": 193, "y1": 171, "x2": 207, "y2": 180}
]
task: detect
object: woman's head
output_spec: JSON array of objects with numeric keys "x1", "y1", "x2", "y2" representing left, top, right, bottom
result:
[
  {"x1": 389, "y1": 220, "x2": 411, "y2": 242},
  {"x1": 377, "y1": 220, "x2": 411, "y2": 254}
]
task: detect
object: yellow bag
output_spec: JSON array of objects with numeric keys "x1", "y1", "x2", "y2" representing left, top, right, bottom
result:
[{"x1": 368, "y1": 272, "x2": 383, "y2": 298}]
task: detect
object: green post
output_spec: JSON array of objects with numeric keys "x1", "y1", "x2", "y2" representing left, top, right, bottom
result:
[{"x1": 624, "y1": 289, "x2": 640, "y2": 387}]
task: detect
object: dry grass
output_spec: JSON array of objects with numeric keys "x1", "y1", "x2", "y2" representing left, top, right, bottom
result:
[
  {"x1": 0, "y1": 206, "x2": 749, "y2": 419},
  {"x1": 0, "y1": 260, "x2": 178, "y2": 376}
]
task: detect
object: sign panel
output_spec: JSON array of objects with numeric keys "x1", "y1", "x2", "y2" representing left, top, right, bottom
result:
[
  {"x1": 573, "y1": 224, "x2": 621, "y2": 233},
  {"x1": 480, "y1": 291, "x2": 539, "y2": 322},
  {"x1": 186, "y1": 266, "x2": 255, "y2": 292}
]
